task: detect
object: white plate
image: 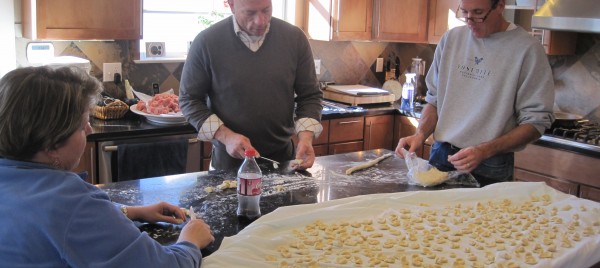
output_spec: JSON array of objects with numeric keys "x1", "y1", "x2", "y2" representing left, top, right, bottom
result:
[{"x1": 130, "y1": 104, "x2": 187, "y2": 126}]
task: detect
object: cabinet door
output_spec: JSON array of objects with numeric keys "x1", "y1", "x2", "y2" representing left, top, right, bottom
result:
[
  {"x1": 23, "y1": 0, "x2": 142, "y2": 40},
  {"x1": 514, "y1": 144, "x2": 600, "y2": 189},
  {"x1": 328, "y1": 141, "x2": 364, "y2": 155},
  {"x1": 580, "y1": 185, "x2": 600, "y2": 203},
  {"x1": 373, "y1": 0, "x2": 429, "y2": 42},
  {"x1": 428, "y1": 0, "x2": 465, "y2": 44},
  {"x1": 73, "y1": 142, "x2": 96, "y2": 184},
  {"x1": 329, "y1": 117, "x2": 364, "y2": 143},
  {"x1": 542, "y1": 31, "x2": 577, "y2": 56},
  {"x1": 364, "y1": 115, "x2": 394, "y2": 150},
  {"x1": 333, "y1": 0, "x2": 373, "y2": 40},
  {"x1": 306, "y1": 0, "x2": 373, "y2": 41},
  {"x1": 514, "y1": 169, "x2": 579, "y2": 196}
]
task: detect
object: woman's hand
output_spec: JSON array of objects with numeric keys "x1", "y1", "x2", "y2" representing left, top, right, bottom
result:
[
  {"x1": 126, "y1": 201, "x2": 187, "y2": 224},
  {"x1": 179, "y1": 218, "x2": 215, "y2": 249}
]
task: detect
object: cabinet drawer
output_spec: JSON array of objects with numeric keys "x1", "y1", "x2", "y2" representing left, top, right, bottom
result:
[
  {"x1": 203, "y1": 141, "x2": 212, "y2": 157},
  {"x1": 313, "y1": 144, "x2": 329, "y2": 157},
  {"x1": 580, "y1": 185, "x2": 600, "y2": 203},
  {"x1": 514, "y1": 168, "x2": 579, "y2": 196},
  {"x1": 329, "y1": 117, "x2": 364, "y2": 143},
  {"x1": 314, "y1": 120, "x2": 330, "y2": 145},
  {"x1": 515, "y1": 144, "x2": 600, "y2": 188},
  {"x1": 328, "y1": 141, "x2": 363, "y2": 155}
]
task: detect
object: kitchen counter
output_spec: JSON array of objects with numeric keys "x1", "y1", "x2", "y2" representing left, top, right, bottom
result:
[
  {"x1": 88, "y1": 101, "x2": 600, "y2": 159},
  {"x1": 99, "y1": 149, "x2": 478, "y2": 257},
  {"x1": 88, "y1": 103, "x2": 398, "y2": 141}
]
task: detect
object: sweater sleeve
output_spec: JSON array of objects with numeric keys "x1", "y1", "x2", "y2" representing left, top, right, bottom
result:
[
  {"x1": 62, "y1": 184, "x2": 201, "y2": 268},
  {"x1": 292, "y1": 28, "x2": 323, "y2": 122},
  {"x1": 179, "y1": 31, "x2": 215, "y2": 133},
  {"x1": 514, "y1": 40, "x2": 555, "y2": 134}
]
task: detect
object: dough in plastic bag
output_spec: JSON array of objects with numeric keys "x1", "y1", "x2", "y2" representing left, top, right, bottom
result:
[{"x1": 400, "y1": 148, "x2": 470, "y2": 187}]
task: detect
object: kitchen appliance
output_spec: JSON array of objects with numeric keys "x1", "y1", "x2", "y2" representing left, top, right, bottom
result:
[
  {"x1": 542, "y1": 118, "x2": 600, "y2": 154},
  {"x1": 324, "y1": 84, "x2": 395, "y2": 105},
  {"x1": 532, "y1": 0, "x2": 600, "y2": 33},
  {"x1": 26, "y1": 42, "x2": 91, "y2": 74},
  {"x1": 97, "y1": 134, "x2": 201, "y2": 184}
]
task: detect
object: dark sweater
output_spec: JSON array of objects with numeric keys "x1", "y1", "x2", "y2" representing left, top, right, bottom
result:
[{"x1": 180, "y1": 16, "x2": 322, "y2": 156}]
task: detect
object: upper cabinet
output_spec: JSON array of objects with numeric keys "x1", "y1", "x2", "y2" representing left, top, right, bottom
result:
[
  {"x1": 428, "y1": 0, "x2": 465, "y2": 44},
  {"x1": 305, "y1": 0, "x2": 428, "y2": 42},
  {"x1": 504, "y1": 3, "x2": 576, "y2": 55},
  {"x1": 22, "y1": 0, "x2": 142, "y2": 40},
  {"x1": 373, "y1": 0, "x2": 429, "y2": 43},
  {"x1": 306, "y1": 0, "x2": 373, "y2": 41}
]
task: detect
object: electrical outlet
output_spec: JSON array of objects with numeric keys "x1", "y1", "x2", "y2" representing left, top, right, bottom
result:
[
  {"x1": 376, "y1": 57, "x2": 384, "y2": 72},
  {"x1": 103, "y1": 62, "x2": 122, "y2": 82},
  {"x1": 314, "y1": 59, "x2": 321, "y2": 75}
]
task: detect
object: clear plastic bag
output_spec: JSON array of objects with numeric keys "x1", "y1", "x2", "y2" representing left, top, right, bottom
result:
[{"x1": 401, "y1": 148, "x2": 479, "y2": 187}]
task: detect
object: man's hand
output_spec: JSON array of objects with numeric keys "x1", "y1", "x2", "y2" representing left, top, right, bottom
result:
[
  {"x1": 395, "y1": 133, "x2": 426, "y2": 158},
  {"x1": 214, "y1": 125, "x2": 255, "y2": 159},
  {"x1": 448, "y1": 146, "x2": 486, "y2": 173},
  {"x1": 294, "y1": 131, "x2": 316, "y2": 169}
]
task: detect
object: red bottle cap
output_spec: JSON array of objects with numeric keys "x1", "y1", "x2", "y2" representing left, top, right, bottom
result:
[{"x1": 244, "y1": 148, "x2": 257, "y2": 156}]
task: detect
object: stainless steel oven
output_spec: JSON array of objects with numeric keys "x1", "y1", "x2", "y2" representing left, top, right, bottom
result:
[{"x1": 97, "y1": 133, "x2": 201, "y2": 184}]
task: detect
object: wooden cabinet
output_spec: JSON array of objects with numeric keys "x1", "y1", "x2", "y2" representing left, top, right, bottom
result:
[
  {"x1": 514, "y1": 143, "x2": 600, "y2": 202},
  {"x1": 541, "y1": 31, "x2": 577, "y2": 56},
  {"x1": 373, "y1": 0, "x2": 429, "y2": 43},
  {"x1": 305, "y1": 0, "x2": 373, "y2": 41},
  {"x1": 73, "y1": 142, "x2": 96, "y2": 184},
  {"x1": 313, "y1": 120, "x2": 330, "y2": 156},
  {"x1": 328, "y1": 117, "x2": 365, "y2": 154},
  {"x1": 202, "y1": 141, "x2": 212, "y2": 171},
  {"x1": 504, "y1": 5, "x2": 576, "y2": 55},
  {"x1": 393, "y1": 114, "x2": 434, "y2": 158},
  {"x1": 427, "y1": 0, "x2": 465, "y2": 44},
  {"x1": 22, "y1": 0, "x2": 142, "y2": 40},
  {"x1": 364, "y1": 115, "x2": 394, "y2": 150}
]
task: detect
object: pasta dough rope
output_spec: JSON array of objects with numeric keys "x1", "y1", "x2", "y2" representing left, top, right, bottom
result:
[{"x1": 345, "y1": 153, "x2": 393, "y2": 175}]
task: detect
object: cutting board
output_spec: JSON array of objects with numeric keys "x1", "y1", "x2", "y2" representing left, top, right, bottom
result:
[{"x1": 324, "y1": 85, "x2": 396, "y2": 105}]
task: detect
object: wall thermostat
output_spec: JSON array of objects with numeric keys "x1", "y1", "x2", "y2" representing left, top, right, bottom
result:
[{"x1": 145, "y1": 42, "x2": 165, "y2": 57}]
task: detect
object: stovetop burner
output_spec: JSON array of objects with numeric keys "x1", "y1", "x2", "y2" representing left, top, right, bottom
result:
[{"x1": 543, "y1": 120, "x2": 600, "y2": 154}]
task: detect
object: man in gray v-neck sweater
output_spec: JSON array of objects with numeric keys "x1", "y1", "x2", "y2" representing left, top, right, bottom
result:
[{"x1": 180, "y1": 1, "x2": 322, "y2": 171}]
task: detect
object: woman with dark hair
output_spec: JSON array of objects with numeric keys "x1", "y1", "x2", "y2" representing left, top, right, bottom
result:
[{"x1": 0, "y1": 66, "x2": 213, "y2": 267}]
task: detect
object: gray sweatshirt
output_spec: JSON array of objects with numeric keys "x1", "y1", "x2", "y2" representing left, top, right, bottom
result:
[{"x1": 425, "y1": 24, "x2": 555, "y2": 149}]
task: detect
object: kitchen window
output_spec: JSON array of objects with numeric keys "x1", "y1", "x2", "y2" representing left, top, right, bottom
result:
[{"x1": 140, "y1": 0, "x2": 296, "y2": 62}]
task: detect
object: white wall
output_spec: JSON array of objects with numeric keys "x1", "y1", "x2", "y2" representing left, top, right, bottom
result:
[{"x1": 0, "y1": 0, "x2": 17, "y2": 78}]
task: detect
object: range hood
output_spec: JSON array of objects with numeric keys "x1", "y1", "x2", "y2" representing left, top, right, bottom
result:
[{"x1": 531, "y1": 0, "x2": 600, "y2": 33}]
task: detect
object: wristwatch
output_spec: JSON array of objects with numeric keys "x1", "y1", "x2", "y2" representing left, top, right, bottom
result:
[{"x1": 120, "y1": 206, "x2": 129, "y2": 218}]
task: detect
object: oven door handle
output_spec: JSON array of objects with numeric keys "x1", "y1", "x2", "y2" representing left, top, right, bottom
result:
[{"x1": 102, "y1": 138, "x2": 199, "y2": 152}]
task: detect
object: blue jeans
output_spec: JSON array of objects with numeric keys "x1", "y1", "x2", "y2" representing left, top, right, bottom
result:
[{"x1": 429, "y1": 141, "x2": 514, "y2": 187}]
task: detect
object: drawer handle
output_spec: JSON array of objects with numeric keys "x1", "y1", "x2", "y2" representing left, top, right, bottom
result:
[
  {"x1": 102, "y1": 138, "x2": 199, "y2": 152},
  {"x1": 338, "y1": 120, "x2": 362, "y2": 125}
]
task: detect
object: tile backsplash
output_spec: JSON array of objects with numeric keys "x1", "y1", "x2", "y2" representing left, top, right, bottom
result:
[{"x1": 15, "y1": 33, "x2": 600, "y2": 122}]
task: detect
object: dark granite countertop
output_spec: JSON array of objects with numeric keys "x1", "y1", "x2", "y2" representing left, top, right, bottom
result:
[
  {"x1": 88, "y1": 103, "x2": 398, "y2": 141},
  {"x1": 89, "y1": 102, "x2": 599, "y2": 158},
  {"x1": 99, "y1": 149, "x2": 478, "y2": 256}
]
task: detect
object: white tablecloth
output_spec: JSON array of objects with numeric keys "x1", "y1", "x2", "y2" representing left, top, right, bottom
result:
[{"x1": 203, "y1": 182, "x2": 600, "y2": 267}]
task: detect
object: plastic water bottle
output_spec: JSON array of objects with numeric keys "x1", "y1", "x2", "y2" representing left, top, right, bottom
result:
[
  {"x1": 402, "y1": 73, "x2": 416, "y2": 110},
  {"x1": 237, "y1": 148, "x2": 262, "y2": 223}
]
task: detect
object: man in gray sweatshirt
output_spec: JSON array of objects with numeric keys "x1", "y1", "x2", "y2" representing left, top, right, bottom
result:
[
  {"x1": 396, "y1": 0, "x2": 554, "y2": 186},
  {"x1": 180, "y1": 0, "x2": 323, "y2": 171}
]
